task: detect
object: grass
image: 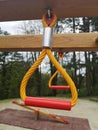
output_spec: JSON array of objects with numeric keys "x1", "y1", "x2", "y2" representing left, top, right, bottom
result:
[
  {"x1": 89, "y1": 96, "x2": 98, "y2": 102},
  {"x1": 0, "y1": 98, "x2": 19, "y2": 103},
  {"x1": 0, "y1": 99, "x2": 12, "y2": 103}
]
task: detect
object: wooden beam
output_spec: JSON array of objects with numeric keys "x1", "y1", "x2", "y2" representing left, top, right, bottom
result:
[
  {"x1": 0, "y1": 33, "x2": 98, "y2": 52},
  {"x1": 0, "y1": 0, "x2": 98, "y2": 22}
]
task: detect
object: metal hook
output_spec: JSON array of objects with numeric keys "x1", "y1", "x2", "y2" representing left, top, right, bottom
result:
[
  {"x1": 47, "y1": 9, "x2": 51, "y2": 18},
  {"x1": 47, "y1": 9, "x2": 52, "y2": 19}
]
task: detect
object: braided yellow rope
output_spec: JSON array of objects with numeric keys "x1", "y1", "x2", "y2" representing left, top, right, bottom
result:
[
  {"x1": 20, "y1": 49, "x2": 46, "y2": 101},
  {"x1": 20, "y1": 48, "x2": 78, "y2": 107},
  {"x1": 48, "y1": 70, "x2": 59, "y2": 88}
]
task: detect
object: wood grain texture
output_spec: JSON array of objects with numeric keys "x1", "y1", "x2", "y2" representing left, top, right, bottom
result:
[
  {"x1": 0, "y1": 0, "x2": 98, "y2": 21},
  {"x1": 0, "y1": 33, "x2": 98, "y2": 52}
]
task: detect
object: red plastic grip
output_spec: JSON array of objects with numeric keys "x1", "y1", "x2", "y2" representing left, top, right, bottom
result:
[
  {"x1": 50, "y1": 85, "x2": 69, "y2": 90},
  {"x1": 25, "y1": 97, "x2": 71, "y2": 110}
]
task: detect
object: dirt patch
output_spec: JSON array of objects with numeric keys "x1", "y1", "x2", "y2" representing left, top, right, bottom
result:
[
  {"x1": 0, "y1": 99, "x2": 98, "y2": 130},
  {"x1": 0, "y1": 108, "x2": 90, "y2": 130}
]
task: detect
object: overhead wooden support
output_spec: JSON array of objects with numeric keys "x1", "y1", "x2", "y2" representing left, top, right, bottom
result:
[
  {"x1": 0, "y1": 0, "x2": 98, "y2": 22},
  {"x1": 0, "y1": 33, "x2": 98, "y2": 52}
]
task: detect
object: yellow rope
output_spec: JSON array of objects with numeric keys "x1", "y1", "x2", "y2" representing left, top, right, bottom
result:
[
  {"x1": 20, "y1": 49, "x2": 46, "y2": 101},
  {"x1": 20, "y1": 48, "x2": 78, "y2": 107},
  {"x1": 48, "y1": 70, "x2": 58, "y2": 88}
]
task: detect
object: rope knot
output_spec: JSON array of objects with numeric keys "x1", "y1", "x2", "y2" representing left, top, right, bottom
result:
[{"x1": 42, "y1": 10, "x2": 57, "y2": 28}]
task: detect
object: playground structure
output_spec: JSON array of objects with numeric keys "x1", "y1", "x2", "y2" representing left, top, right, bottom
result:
[
  {"x1": 13, "y1": 10, "x2": 78, "y2": 123},
  {"x1": 0, "y1": 0, "x2": 98, "y2": 126}
]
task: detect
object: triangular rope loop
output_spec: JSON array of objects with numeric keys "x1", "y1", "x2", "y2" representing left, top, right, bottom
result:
[{"x1": 20, "y1": 48, "x2": 78, "y2": 110}]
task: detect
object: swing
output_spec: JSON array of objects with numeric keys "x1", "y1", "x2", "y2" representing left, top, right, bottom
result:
[
  {"x1": 13, "y1": 10, "x2": 78, "y2": 123},
  {"x1": 20, "y1": 10, "x2": 77, "y2": 110},
  {"x1": 49, "y1": 52, "x2": 69, "y2": 90}
]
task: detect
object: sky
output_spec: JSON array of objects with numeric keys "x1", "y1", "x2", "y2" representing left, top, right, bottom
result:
[{"x1": 0, "y1": 21, "x2": 23, "y2": 35}]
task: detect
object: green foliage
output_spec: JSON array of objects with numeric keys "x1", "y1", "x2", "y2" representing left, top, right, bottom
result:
[
  {"x1": 91, "y1": 17, "x2": 98, "y2": 31},
  {"x1": 40, "y1": 73, "x2": 51, "y2": 96},
  {"x1": 78, "y1": 87, "x2": 87, "y2": 97}
]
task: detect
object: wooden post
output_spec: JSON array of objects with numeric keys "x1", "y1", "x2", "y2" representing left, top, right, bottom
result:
[
  {"x1": 0, "y1": 0, "x2": 98, "y2": 21},
  {"x1": 34, "y1": 109, "x2": 40, "y2": 120},
  {"x1": 0, "y1": 33, "x2": 98, "y2": 51}
]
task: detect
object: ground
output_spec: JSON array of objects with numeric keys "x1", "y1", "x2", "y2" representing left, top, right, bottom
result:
[{"x1": 0, "y1": 98, "x2": 98, "y2": 130}]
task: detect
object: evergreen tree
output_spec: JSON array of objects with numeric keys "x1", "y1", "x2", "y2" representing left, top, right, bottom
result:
[
  {"x1": 0, "y1": 28, "x2": 10, "y2": 99},
  {"x1": 91, "y1": 17, "x2": 98, "y2": 31},
  {"x1": 79, "y1": 17, "x2": 98, "y2": 96},
  {"x1": 0, "y1": 27, "x2": 26, "y2": 99}
]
